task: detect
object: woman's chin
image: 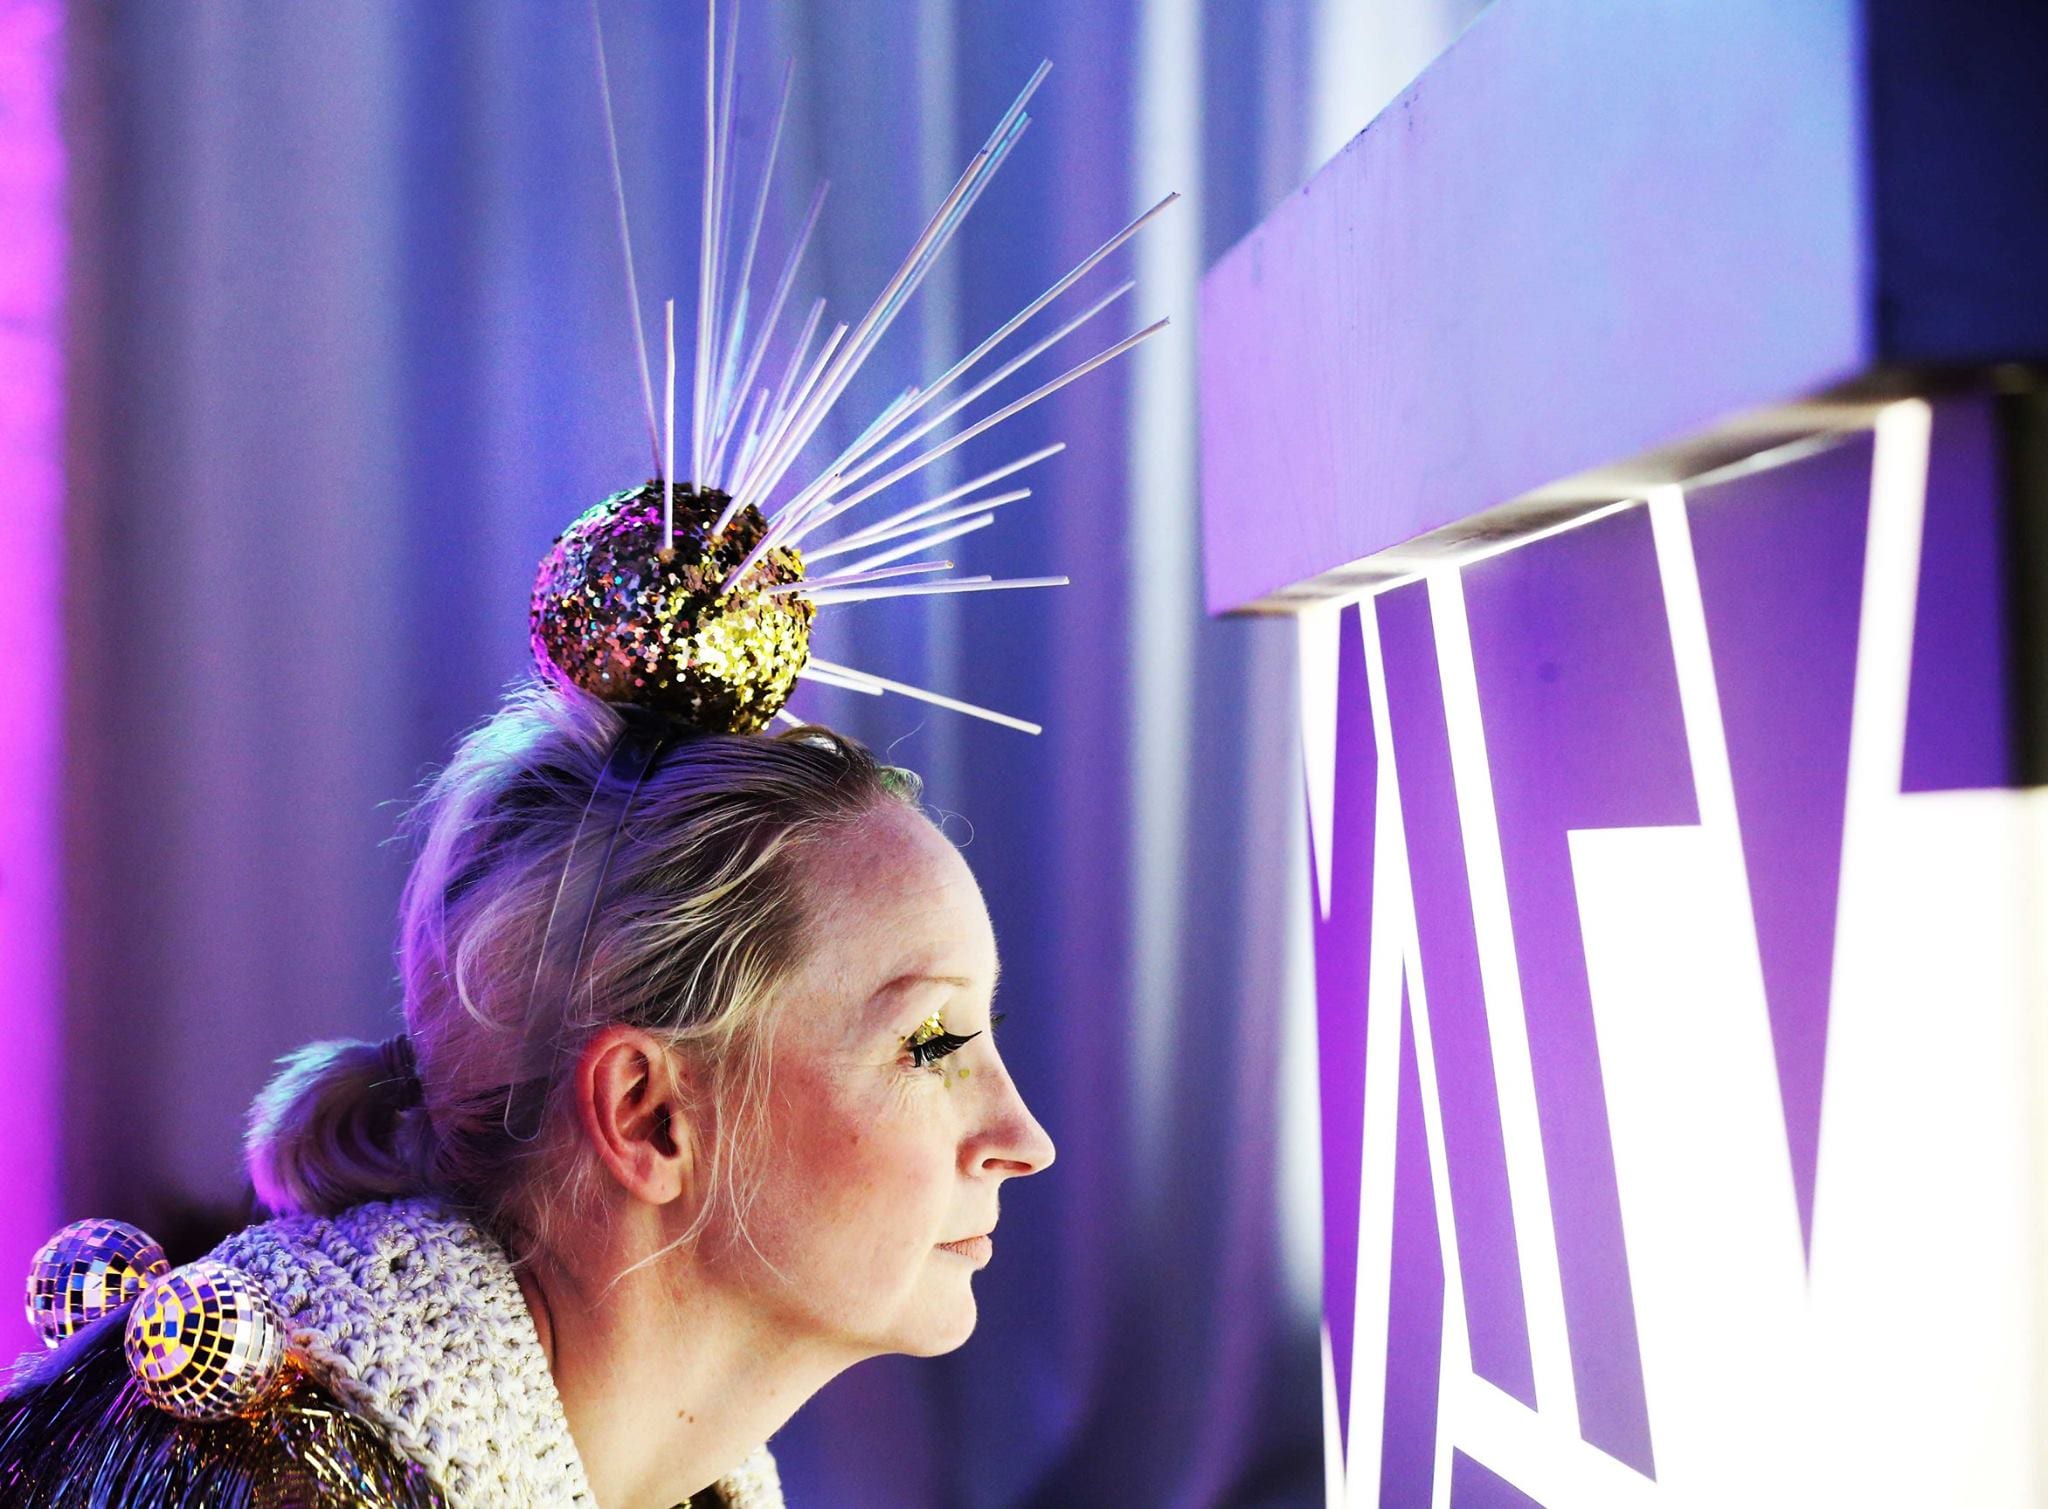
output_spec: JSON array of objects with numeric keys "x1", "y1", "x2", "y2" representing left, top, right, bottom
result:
[{"x1": 896, "y1": 1289, "x2": 978, "y2": 1358}]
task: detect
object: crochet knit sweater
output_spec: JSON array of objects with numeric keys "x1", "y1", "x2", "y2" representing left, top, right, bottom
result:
[{"x1": 211, "y1": 1198, "x2": 784, "y2": 1509}]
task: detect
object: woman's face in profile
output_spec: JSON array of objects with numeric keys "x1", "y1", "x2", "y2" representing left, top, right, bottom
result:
[{"x1": 699, "y1": 799, "x2": 1055, "y2": 1360}]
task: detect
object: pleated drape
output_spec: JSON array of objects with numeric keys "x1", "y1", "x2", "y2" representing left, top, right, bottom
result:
[{"x1": 57, "y1": 2, "x2": 1485, "y2": 1502}]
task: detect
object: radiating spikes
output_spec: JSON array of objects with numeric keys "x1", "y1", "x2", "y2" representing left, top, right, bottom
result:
[
  {"x1": 752, "y1": 111, "x2": 1031, "y2": 509},
  {"x1": 755, "y1": 319, "x2": 849, "y2": 486},
  {"x1": 765, "y1": 299, "x2": 827, "y2": 437},
  {"x1": 693, "y1": 0, "x2": 720, "y2": 488},
  {"x1": 838, "y1": 513, "x2": 996, "y2": 576},
  {"x1": 589, "y1": 0, "x2": 661, "y2": 476},
  {"x1": 795, "y1": 278, "x2": 1134, "y2": 519},
  {"x1": 829, "y1": 385, "x2": 922, "y2": 482},
  {"x1": 806, "y1": 656, "x2": 1043, "y2": 735},
  {"x1": 708, "y1": 59, "x2": 794, "y2": 461},
  {"x1": 719, "y1": 296, "x2": 826, "y2": 531},
  {"x1": 736, "y1": 148, "x2": 989, "y2": 510},
  {"x1": 722, "y1": 306, "x2": 840, "y2": 532},
  {"x1": 793, "y1": 441, "x2": 1064, "y2": 551},
  {"x1": 808, "y1": 490, "x2": 1026, "y2": 563},
  {"x1": 807, "y1": 574, "x2": 1066, "y2": 604},
  {"x1": 734, "y1": 69, "x2": 1050, "y2": 513},
  {"x1": 765, "y1": 382, "x2": 922, "y2": 543},
  {"x1": 736, "y1": 315, "x2": 849, "y2": 506},
  {"x1": 720, "y1": 316, "x2": 848, "y2": 586},
  {"x1": 821, "y1": 192, "x2": 1180, "y2": 482},
  {"x1": 824, "y1": 318, "x2": 1168, "y2": 518},
  {"x1": 710, "y1": 179, "x2": 827, "y2": 486}
]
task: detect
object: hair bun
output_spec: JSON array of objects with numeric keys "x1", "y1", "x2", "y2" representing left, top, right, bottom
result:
[{"x1": 244, "y1": 1038, "x2": 434, "y2": 1218}]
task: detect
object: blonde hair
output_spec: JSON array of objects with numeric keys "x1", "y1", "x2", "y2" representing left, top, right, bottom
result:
[{"x1": 245, "y1": 678, "x2": 920, "y2": 1262}]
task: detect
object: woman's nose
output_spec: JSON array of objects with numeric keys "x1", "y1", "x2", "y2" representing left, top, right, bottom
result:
[{"x1": 971, "y1": 1073, "x2": 1056, "y2": 1177}]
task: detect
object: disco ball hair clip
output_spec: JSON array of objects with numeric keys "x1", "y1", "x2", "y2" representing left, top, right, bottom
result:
[
  {"x1": 25, "y1": 1220, "x2": 294, "y2": 1422},
  {"x1": 531, "y1": 0, "x2": 1179, "y2": 736}
]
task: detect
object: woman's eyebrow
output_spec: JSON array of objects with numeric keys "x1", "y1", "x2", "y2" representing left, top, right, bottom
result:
[
  {"x1": 862, "y1": 970, "x2": 995, "y2": 1025},
  {"x1": 876, "y1": 972, "x2": 973, "y2": 998}
]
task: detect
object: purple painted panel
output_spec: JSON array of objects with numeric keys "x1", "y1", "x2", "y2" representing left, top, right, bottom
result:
[
  {"x1": 1197, "y1": 0, "x2": 1865, "y2": 612},
  {"x1": 1688, "y1": 433, "x2": 1871, "y2": 1254},
  {"x1": 1451, "y1": 1450, "x2": 1548, "y2": 1509},
  {"x1": 1309, "y1": 604, "x2": 1377, "y2": 1457},
  {"x1": 1463, "y1": 507, "x2": 1689, "y2": 1477},
  {"x1": 1376, "y1": 582, "x2": 1537, "y2": 1407},
  {"x1": 1902, "y1": 397, "x2": 2017, "y2": 791},
  {"x1": 1381, "y1": 985, "x2": 1444, "y2": 1509}
]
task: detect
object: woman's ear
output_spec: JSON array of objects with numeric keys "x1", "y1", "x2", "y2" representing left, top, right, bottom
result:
[{"x1": 574, "y1": 1026, "x2": 695, "y2": 1206}]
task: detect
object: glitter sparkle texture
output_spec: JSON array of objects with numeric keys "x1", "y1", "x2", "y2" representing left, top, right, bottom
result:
[{"x1": 530, "y1": 482, "x2": 813, "y2": 734}]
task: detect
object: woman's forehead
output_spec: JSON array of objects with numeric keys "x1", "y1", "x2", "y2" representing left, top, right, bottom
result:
[{"x1": 797, "y1": 805, "x2": 996, "y2": 989}]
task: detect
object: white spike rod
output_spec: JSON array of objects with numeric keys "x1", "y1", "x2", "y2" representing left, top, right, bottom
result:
[
  {"x1": 704, "y1": 0, "x2": 742, "y2": 421},
  {"x1": 797, "y1": 665, "x2": 885, "y2": 695},
  {"x1": 793, "y1": 442, "x2": 1064, "y2": 551},
  {"x1": 807, "y1": 191, "x2": 1179, "y2": 498},
  {"x1": 807, "y1": 574, "x2": 1065, "y2": 605},
  {"x1": 589, "y1": 0, "x2": 660, "y2": 476},
  {"x1": 740, "y1": 117, "x2": 1027, "y2": 514},
  {"x1": 760, "y1": 559, "x2": 952, "y2": 597},
  {"x1": 727, "y1": 386, "x2": 771, "y2": 494},
  {"x1": 785, "y1": 278, "x2": 1134, "y2": 524},
  {"x1": 837, "y1": 514, "x2": 996, "y2": 576},
  {"x1": 663, "y1": 299, "x2": 677, "y2": 550},
  {"x1": 708, "y1": 180, "x2": 827, "y2": 484},
  {"x1": 759, "y1": 300, "x2": 826, "y2": 445},
  {"x1": 771, "y1": 707, "x2": 806, "y2": 727},
  {"x1": 805, "y1": 488, "x2": 1028, "y2": 562},
  {"x1": 729, "y1": 315, "x2": 850, "y2": 529},
  {"x1": 762, "y1": 379, "x2": 928, "y2": 543},
  {"x1": 805, "y1": 657, "x2": 1042, "y2": 735},
  {"x1": 730, "y1": 315, "x2": 849, "y2": 512},
  {"x1": 734, "y1": 65, "x2": 1051, "y2": 513},
  {"x1": 717, "y1": 297, "x2": 826, "y2": 531},
  {"x1": 819, "y1": 318, "x2": 1168, "y2": 520},
  {"x1": 709, "y1": 60, "x2": 794, "y2": 458},
  {"x1": 692, "y1": 0, "x2": 721, "y2": 488}
]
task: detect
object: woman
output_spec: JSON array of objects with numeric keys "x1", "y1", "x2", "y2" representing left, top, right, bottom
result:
[{"x1": 1, "y1": 681, "x2": 1054, "y2": 1507}]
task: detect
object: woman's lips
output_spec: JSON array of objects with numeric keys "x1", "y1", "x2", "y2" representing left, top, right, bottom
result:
[{"x1": 937, "y1": 1234, "x2": 993, "y2": 1264}]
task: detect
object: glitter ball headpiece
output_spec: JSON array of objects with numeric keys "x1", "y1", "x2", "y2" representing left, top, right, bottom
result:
[{"x1": 530, "y1": 2, "x2": 1177, "y2": 737}]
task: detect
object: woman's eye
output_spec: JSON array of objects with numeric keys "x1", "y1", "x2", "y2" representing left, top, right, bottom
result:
[{"x1": 903, "y1": 1011, "x2": 982, "y2": 1070}]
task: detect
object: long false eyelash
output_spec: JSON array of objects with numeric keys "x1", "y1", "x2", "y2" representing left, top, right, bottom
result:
[{"x1": 909, "y1": 1028, "x2": 982, "y2": 1068}]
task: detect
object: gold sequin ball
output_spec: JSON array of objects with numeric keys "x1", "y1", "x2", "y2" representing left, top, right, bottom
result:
[
  {"x1": 123, "y1": 1260, "x2": 290, "y2": 1421},
  {"x1": 25, "y1": 1218, "x2": 170, "y2": 1348},
  {"x1": 531, "y1": 482, "x2": 813, "y2": 734}
]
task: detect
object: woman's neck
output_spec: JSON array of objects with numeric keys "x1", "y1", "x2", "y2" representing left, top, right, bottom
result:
[{"x1": 517, "y1": 1258, "x2": 839, "y2": 1509}]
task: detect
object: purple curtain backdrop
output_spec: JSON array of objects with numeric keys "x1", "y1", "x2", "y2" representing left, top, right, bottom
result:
[
  {"x1": 47, "y1": 2, "x2": 1367, "y2": 1503},
  {"x1": 0, "y1": 0, "x2": 65, "y2": 1362}
]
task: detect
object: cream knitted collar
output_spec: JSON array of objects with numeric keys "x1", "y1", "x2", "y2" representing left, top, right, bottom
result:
[{"x1": 210, "y1": 1198, "x2": 783, "y2": 1509}]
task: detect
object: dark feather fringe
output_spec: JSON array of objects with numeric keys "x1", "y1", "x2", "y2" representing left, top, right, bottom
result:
[{"x1": 0, "y1": 1308, "x2": 447, "y2": 1508}]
